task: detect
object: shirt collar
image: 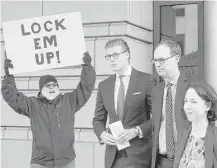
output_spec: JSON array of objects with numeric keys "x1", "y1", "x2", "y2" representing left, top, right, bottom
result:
[{"x1": 116, "y1": 65, "x2": 132, "y2": 78}]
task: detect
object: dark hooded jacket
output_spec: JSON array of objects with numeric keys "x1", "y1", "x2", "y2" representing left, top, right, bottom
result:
[{"x1": 1, "y1": 65, "x2": 96, "y2": 167}]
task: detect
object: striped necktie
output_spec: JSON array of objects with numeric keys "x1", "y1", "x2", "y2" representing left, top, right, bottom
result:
[{"x1": 165, "y1": 82, "x2": 175, "y2": 158}]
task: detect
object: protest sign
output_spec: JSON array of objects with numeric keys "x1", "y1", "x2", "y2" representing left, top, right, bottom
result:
[{"x1": 2, "y1": 12, "x2": 85, "y2": 74}]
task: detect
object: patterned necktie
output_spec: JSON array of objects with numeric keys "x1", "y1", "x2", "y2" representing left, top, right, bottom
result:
[
  {"x1": 117, "y1": 75, "x2": 125, "y2": 120},
  {"x1": 165, "y1": 82, "x2": 175, "y2": 158}
]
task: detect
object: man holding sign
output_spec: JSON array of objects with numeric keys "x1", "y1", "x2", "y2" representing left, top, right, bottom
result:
[
  {"x1": 2, "y1": 52, "x2": 96, "y2": 168},
  {"x1": 92, "y1": 39, "x2": 155, "y2": 168}
]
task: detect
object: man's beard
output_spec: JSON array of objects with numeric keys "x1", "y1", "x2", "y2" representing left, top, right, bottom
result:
[{"x1": 41, "y1": 90, "x2": 60, "y2": 100}]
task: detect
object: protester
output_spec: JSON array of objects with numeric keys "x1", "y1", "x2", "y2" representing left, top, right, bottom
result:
[{"x1": 1, "y1": 52, "x2": 96, "y2": 168}]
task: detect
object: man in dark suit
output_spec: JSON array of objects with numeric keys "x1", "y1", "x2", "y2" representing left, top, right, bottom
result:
[
  {"x1": 151, "y1": 40, "x2": 193, "y2": 168},
  {"x1": 92, "y1": 39, "x2": 154, "y2": 168}
]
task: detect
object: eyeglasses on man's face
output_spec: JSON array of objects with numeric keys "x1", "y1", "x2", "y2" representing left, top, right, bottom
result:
[
  {"x1": 44, "y1": 83, "x2": 58, "y2": 88},
  {"x1": 104, "y1": 51, "x2": 128, "y2": 60},
  {"x1": 151, "y1": 55, "x2": 177, "y2": 65}
]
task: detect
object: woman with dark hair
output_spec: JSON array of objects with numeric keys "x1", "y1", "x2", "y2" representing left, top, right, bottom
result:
[{"x1": 173, "y1": 80, "x2": 217, "y2": 168}]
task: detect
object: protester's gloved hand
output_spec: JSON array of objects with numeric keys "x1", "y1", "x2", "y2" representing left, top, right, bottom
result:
[
  {"x1": 4, "y1": 58, "x2": 13, "y2": 77},
  {"x1": 82, "y1": 51, "x2": 92, "y2": 66}
]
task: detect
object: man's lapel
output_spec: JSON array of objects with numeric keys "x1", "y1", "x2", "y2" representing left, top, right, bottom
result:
[
  {"x1": 173, "y1": 125, "x2": 191, "y2": 168},
  {"x1": 205, "y1": 123, "x2": 214, "y2": 168},
  {"x1": 105, "y1": 75, "x2": 119, "y2": 121}
]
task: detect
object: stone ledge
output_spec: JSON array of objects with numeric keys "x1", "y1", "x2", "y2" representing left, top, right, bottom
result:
[
  {"x1": 1, "y1": 21, "x2": 152, "y2": 45},
  {"x1": 0, "y1": 76, "x2": 109, "y2": 91},
  {"x1": 3, "y1": 127, "x2": 29, "y2": 140},
  {"x1": 1, "y1": 127, "x2": 99, "y2": 142}
]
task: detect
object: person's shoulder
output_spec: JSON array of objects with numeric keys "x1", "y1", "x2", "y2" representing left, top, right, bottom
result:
[
  {"x1": 133, "y1": 68, "x2": 156, "y2": 81},
  {"x1": 133, "y1": 68, "x2": 151, "y2": 77},
  {"x1": 98, "y1": 74, "x2": 115, "y2": 87},
  {"x1": 135, "y1": 69, "x2": 157, "y2": 86}
]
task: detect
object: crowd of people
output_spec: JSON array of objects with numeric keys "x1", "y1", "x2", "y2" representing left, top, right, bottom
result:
[{"x1": 2, "y1": 39, "x2": 217, "y2": 168}]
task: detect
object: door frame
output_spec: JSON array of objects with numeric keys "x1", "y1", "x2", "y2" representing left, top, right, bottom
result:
[{"x1": 153, "y1": 1, "x2": 204, "y2": 79}]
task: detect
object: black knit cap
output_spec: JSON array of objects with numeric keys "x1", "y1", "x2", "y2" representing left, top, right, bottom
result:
[{"x1": 39, "y1": 75, "x2": 58, "y2": 91}]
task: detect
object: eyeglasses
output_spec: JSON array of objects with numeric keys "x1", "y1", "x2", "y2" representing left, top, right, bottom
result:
[
  {"x1": 44, "y1": 83, "x2": 58, "y2": 88},
  {"x1": 104, "y1": 51, "x2": 128, "y2": 60},
  {"x1": 151, "y1": 55, "x2": 177, "y2": 65}
]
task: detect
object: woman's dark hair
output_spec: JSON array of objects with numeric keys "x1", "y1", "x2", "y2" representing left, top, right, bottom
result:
[{"x1": 187, "y1": 80, "x2": 217, "y2": 122}]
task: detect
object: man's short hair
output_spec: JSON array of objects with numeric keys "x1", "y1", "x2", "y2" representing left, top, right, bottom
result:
[
  {"x1": 105, "y1": 39, "x2": 130, "y2": 52},
  {"x1": 155, "y1": 39, "x2": 182, "y2": 57}
]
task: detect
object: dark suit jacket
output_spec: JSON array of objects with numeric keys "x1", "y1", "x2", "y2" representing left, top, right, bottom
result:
[
  {"x1": 173, "y1": 123, "x2": 217, "y2": 168},
  {"x1": 151, "y1": 72, "x2": 193, "y2": 168},
  {"x1": 93, "y1": 68, "x2": 154, "y2": 168}
]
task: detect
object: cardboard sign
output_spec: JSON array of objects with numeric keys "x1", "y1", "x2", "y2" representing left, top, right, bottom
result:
[{"x1": 2, "y1": 12, "x2": 85, "y2": 74}]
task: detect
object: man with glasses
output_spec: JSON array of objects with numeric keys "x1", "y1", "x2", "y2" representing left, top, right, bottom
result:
[
  {"x1": 93, "y1": 39, "x2": 154, "y2": 168},
  {"x1": 151, "y1": 40, "x2": 194, "y2": 168},
  {"x1": 1, "y1": 52, "x2": 96, "y2": 168}
]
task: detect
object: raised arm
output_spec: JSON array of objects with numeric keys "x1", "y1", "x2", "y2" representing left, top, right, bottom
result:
[
  {"x1": 1, "y1": 59, "x2": 32, "y2": 117},
  {"x1": 67, "y1": 52, "x2": 96, "y2": 112}
]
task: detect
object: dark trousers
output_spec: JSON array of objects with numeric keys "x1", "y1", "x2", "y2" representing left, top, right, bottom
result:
[
  {"x1": 111, "y1": 150, "x2": 143, "y2": 168},
  {"x1": 156, "y1": 154, "x2": 174, "y2": 168}
]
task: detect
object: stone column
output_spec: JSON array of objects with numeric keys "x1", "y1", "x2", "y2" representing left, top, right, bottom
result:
[{"x1": 204, "y1": 1, "x2": 217, "y2": 125}]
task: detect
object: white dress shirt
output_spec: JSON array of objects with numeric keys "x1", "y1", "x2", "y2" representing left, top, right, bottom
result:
[{"x1": 114, "y1": 66, "x2": 132, "y2": 111}]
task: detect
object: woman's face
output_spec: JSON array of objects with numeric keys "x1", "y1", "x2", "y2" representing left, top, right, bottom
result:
[{"x1": 184, "y1": 88, "x2": 210, "y2": 123}]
